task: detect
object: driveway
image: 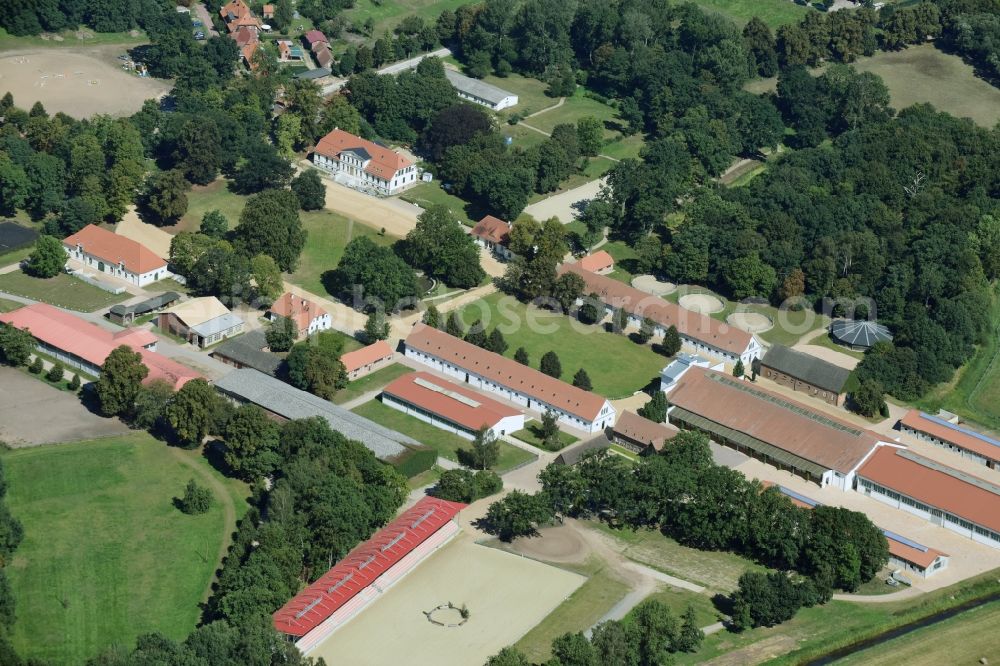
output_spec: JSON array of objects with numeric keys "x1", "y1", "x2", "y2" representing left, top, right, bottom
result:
[
  {"x1": 0, "y1": 367, "x2": 130, "y2": 446},
  {"x1": 523, "y1": 177, "x2": 607, "y2": 224},
  {"x1": 193, "y1": 3, "x2": 219, "y2": 37}
]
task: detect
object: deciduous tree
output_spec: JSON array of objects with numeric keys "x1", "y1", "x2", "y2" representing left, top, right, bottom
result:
[
  {"x1": 233, "y1": 189, "x2": 306, "y2": 272},
  {"x1": 291, "y1": 169, "x2": 326, "y2": 211},
  {"x1": 24, "y1": 235, "x2": 66, "y2": 278},
  {"x1": 96, "y1": 345, "x2": 149, "y2": 417},
  {"x1": 166, "y1": 378, "x2": 220, "y2": 448}
]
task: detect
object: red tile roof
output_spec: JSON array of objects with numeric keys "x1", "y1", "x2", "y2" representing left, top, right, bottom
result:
[
  {"x1": 577, "y1": 250, "x2": 614, "y2": 273},
  {"x1": 341, "y1": 340, "x2": 393, "y2": 374},
  {"x1": 63, "y1": 224, "x2": 166, "y2": 276},
  {"x1": 613, "y1": 410, "x2": 678, "y2": 451},
  {"x1": 558, "y1": 263, "x2": 753, "y2": 356},
  {"x1": 404, "y1": 323, "x2": 609, "y2": 423},
  {"x1": 220, "y1": 0, "x2": 252, "y2": 20},
  {"x1": 858, "y1": 446, "x2": 1000, "y2": 535},
  {"x1": 899, "y1": 409, "x2": 1000, "y2": 463},
  {"x1": 668, "y1": 367, "x2": 884, "y2": 474},
  {"x1": 303, "y1": 29, "x2": 328, "y2": 47},
  {"x1": 0, "y1": 303, "x2": 199, "y2": 390},
  {"x1": 885, "y1": 532, "x2": 947, "y2": 570},
  {"x1": 268, "y1": 292, "x2": 328, "y2": 334},
  {"x1": 383, "y1": 371, "x2": 521, "y2": 431},
  {"x1": 273, "y1": 496, "x2": 465, "y2": 637},
  {"x1": 313, "y1": 44, "x2": 334, "y2": 69},
  {"x1": 471, "y1": 215, "x2": 511, "y2": 245},
  {"x1": 314, "y1": 129, "x2": 412, "y2": 181},
  {"x1": 234, "y1": 25, "x2": 259, "y2": 47}
]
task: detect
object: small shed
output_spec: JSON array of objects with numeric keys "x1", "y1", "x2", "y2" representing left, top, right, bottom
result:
[{"x1": 108, "y1": 291, "x2": 181, "y2": 325}]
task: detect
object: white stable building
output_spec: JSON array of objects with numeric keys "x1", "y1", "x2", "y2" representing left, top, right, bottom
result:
[
  {"x1": 404, "y1": 323, "x2": 614, "y2": 433},
  {"x1": 312, "y1": 129, "x2": 417, "y2": 195},
  {"x1": 63, "y1": 224, "x2": 170, "y2": 288},
  {"x1": 444, "y1": 69, "x2": 518, "y2": 110}
]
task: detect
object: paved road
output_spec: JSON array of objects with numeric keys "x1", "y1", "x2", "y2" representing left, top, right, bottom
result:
[
  {"x1": 193, "y1": 3, "x2": 219, "y2": 38},
  {"x1": 321, "y1": 47, "x2": 452, "y2": 95}
]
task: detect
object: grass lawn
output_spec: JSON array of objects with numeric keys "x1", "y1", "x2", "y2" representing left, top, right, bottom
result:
[
  {"x1": 399, "y1": 181, "x2": 475, "y2": 226},
  {"x1": 602, "y1": 240, "x2": 641, "y2": 284},
  {"x1": 627, "y1": 587, "x2": 720, "y2": 629},
  {"x1": 0, "y1": 245, "x2": 34, "y2": 269},
  {"x1": 290, "y1": 209, "x2": 396, "y2": 298},
  {"x1": 0, "y1": 270, "x2": 128, "y2": 311},
  {"x1": 456, "y1": 291, "x2": 665, "y2": 398},
  {"x1": 318, "y1": 329, "x2": 364, "y2": 355},
  {"x1": 343, "y1": 0, "x2": 470, "y2": 38},
  {"x1": 684, "y1": 567, "x2": 1000, "y2": 665},
  {"x1": 599, "y1": 133, "x2": 645, "y2": 161},
  {"x1": 4, "y1": 434, "x2": 247, "y2": 665},
  {"x1": 692, "y1": 0, "x2": 809, "y2": 27},
  {"x1": 587, "y1": 521, "x2": 764, "y2": 593},
  {"x1": 834, "y1": 599, "x2": 1000, "y2": 666},
  {"x1": 0, "y1": 297, "x2": 23, "y2": 313},
  {"x1": 918, "y1": 285, "x2": 1000, "y2": 431},
  {"x1": 513, "y1": 564, "x2": 630, "y2": 663},
  {"x1": 332, "y1": 362, "x2": 412, "y2": 405},
  {"x1": 512, "y1": 420, "x2": 579, "y2": 451},
  {"x1": 502, "y1": 123, "x2": 550, "y2": 151},
  {"x1": 351, "y1": 399, "x2": 536, "y2": 472},
  {"x1": 527, "y1": 91, "x2": 621, "y2": 137},
  {"x1": 178, "y1": 180, "x2": 247, "y2": 233},
  {"x1": 406, "y1": 464, "x2": 444, "y2": 490}
]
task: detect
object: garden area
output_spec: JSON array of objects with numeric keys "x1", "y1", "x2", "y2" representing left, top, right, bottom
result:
[
  {"x1": 351, "y1": 399, "x2": 536, "y2": 472},
  {"x1": 331, "y1": 363, "x2": 413, "y2": 405},
  {"x1": 456, "y1": 292, "x2": 666, "y2": 398},
  {"x1": 511, "y1": 420, "x2": 579, "y2": 451},
  {"x1": 0, "y1": 270, "x2": 128, "y2": 311},
  {"x1": 3, "y1": 434, "x2": 249, "y2": 665}
]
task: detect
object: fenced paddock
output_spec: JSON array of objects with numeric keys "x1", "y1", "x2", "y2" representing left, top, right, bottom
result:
[{"x1": 309, "y1": 535, "x2": 585, "y2": 666}]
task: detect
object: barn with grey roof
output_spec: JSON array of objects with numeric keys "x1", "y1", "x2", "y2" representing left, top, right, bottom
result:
[
  {"x1": 444, "y1": 70, "x2": 519, "y2": 110},
  {"x1": 759, "y1": 345, "x2": 852, "y2": 406},
  {"x1": 214, "y1": 368, "x2": 418, "y2": 460}
]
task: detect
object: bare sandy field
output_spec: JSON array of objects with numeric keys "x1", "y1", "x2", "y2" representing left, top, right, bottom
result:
[
  {"x1": 311, "y1": 535, "x2": 584, "y2": 666},
  {"x1": 0, "y1": 50, "x2": 170, "y2": 119},
  {"x1": 506, "y1": 524, "x2": 589, "y2": 564},
  {"x1": 115, "y1": 207, "x2": 173, "y2": 261},
  {"x1": 523, "y1": 177, "x2": 606, "y2": 224}
]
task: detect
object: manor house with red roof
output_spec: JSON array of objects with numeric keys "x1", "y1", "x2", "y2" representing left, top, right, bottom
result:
[{"x1": 311, "y1": 129, "x2": 417, "y2": 195}]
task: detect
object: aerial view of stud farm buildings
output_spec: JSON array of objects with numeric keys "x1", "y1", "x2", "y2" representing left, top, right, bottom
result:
[{"x1": 3, "y1": 0, "x2": 1000, "y2": 664}]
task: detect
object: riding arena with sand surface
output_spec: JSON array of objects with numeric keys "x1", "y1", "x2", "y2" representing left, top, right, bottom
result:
[
  {"x1": 727, "y1": 311, "x2": 774, "y2": 334},
  {"x1": 678, "y1": 292, "x2": 725, "y2": 315},
  {"x1": 310, "y1": 535, "x2": 584, "y2": 666},
  {"x1": 0, "y1": 50, "x2": 170, "y2": 119},
  {"x1": 632, "y1": 275, "x2": 677, "y2": 297}
]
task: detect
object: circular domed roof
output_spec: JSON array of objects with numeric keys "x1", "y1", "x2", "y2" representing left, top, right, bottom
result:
[{"x1": 829, "y1": 319, "x2": 893, "y2": 349}]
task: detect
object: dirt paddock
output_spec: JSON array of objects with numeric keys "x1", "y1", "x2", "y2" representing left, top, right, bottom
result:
[
  {"x1": 311, "y1": 535, "x2": 584, "y2": 666},
  {"x1": 632, "y1": 275, "x2": 676, "y2": 296},
  {"x1": 727, "y1": 311, "x2": 773, "y2": 334},
  {"x1": 0, "y1": 50, "x2": 170, "y2": 119},
  {"x1": 504, "y1": 524, "x2": 589, "y2": 564}
]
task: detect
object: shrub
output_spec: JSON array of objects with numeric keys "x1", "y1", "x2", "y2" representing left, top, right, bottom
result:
[
  {"x1": 45, "y1": 362, "x2": 64, "y2": 383},
  {"x1": 68, "y1": 374, "x2": 80, "y2": 391},
  {"x1": 178, "y1": 479, "x2": 212, "y2": 515},
  {"x1": 28, "y1": 357, "x2": 43, "y2": 374}
]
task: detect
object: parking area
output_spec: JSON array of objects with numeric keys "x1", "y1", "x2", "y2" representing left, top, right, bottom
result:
[{"x1": 0, "y1": 368, "x2": 129, "y2": 447}]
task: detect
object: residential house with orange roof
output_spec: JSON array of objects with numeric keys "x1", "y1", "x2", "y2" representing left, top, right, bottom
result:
[
  {"x1": 220, "y1": 0, "x2": 260, "y2": 33},
  {"x1": 266, "y1": 292, "x2": 331, "y2": 338},
  {"x1": 63, "y1": 224, "x2": 170, "y2": 287},
  {"x1": 471, "y1": 215, "x2": 513, "y2": 259},
  {"x1": 312, "y1": 129, "x2": 417, "y2": 195},
  {"x1": 0, "y1": 303, "x2": 199, "y2": 390},
  {"x1": 577, "y1": 250, "x2": 614, "y2": 275},
  {"x1": 262, "y1": 3, "x2": 275, "y2": 20},
  {"x1": 341, "y1": 340, "x2": 394, "y2": 380},
  {"x1": 404, "y1": 323, "x2": 615, "y2": 433}
]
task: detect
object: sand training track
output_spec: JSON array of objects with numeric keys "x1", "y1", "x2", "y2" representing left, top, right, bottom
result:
[
  {"x1": 679, "y1": 293, "x2": 725, "y2": 314},
  {"x1": 0, "y1": 50, "x2": 170, "y2": 119},
  {"x1": 311, "y1": 535, "x2": 584, "y2": 666},
  {"x1": 727, "y1": 311, "x2": 773, "y2": 334}
]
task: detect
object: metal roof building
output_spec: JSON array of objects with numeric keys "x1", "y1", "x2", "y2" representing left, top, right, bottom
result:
[
  {"x1": 211, "y1": 329, "x2": 282, "y2": 376},
  {"x1": 273, "y1": 496, "x2": 465, "y2": 642},
  {"x1": 829, "y1": 319, "x2": 893, "y2": 350},
  {"x1": 444, "y1": 69, "x2": 519, "y2": 110},
  {"x1": 108, "y1": 291, "x2": 181, "y2": 325},
  {"x1": 759, "y1": 344, "x2": 852, "y2": 406},
  {"x1": 214, "y1": 368, "x2": 417, "y2": 460}
]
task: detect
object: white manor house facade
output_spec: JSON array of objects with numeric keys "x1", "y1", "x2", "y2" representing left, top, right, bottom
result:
[{"x1": 312, "y1": 128, "x2": 417, "y2": 196}]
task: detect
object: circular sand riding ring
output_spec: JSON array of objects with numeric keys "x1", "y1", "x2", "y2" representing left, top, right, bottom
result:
[
  {"x1": 727, "y1": 311, "x2": 773, "y2": 334},
  {"x1": 631, "y1": 275, "x2": 677, "y2": 296},
  {"x1": 678, "y1": 293, "x2": 725, "y2": 314},
  {"x1": 424, "y1": 602, "x2": 470, "y2": 628}
]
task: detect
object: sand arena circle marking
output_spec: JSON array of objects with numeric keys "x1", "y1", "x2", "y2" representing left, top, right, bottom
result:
[
  {"x1": 726, "y1": 311, "x2": 773, "y2": 333},
  {"x1": 678, "y1": 293, "x2": 725, "y2": 314},
  {"x1": 423, "y1": 602, "x2": 469, "y2": 627},
  {"x1": 631, "y1": 275, "x2": 677, "y2": 296}
]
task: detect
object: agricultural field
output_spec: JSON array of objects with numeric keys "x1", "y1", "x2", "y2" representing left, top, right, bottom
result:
[
  {"x1": 4, "y1": 434, "x2": 249, "y2": 665},
  {"x1": 352, "y1": 399, "x2": 537, "y2": 472},
  {"x1": 455, "y1": 291, "x2": 666, "y2": 398},
  {"x1": 0, "y1": 270, "x2": 129, "y2": 311},
  {"x1": 745, "y1": 44, "x2": 1000, "y2": 128}
]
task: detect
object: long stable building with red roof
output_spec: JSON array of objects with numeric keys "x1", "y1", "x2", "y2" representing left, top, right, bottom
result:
[
  {"x1": 898, "y1": 409, "x2": 1000, "y2": 470},
  {"x1": 403, "y1": 323, "x2": 615, "y2": 433},
  {"x1": 381, "y1": 371, "x2": 525, "y2": 440},
  {"x1": 63, "y1": 224, "x2": 169, "y2": 287},
  {"x1": 311, "y1": 129, "x2": 417, "y2": 195},
  {"x1": 558, "y1": 263, "x2": 762, "y2": 366},
  {"x1": 273, "y1": 496, "x2": 465, "y2": 652},
  {"x1": 0, "y1": 303, "x2": 199, "y2": 390},
  {"x1": 856, "y1": 446, "x2": 1000, "y2": 550}
]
